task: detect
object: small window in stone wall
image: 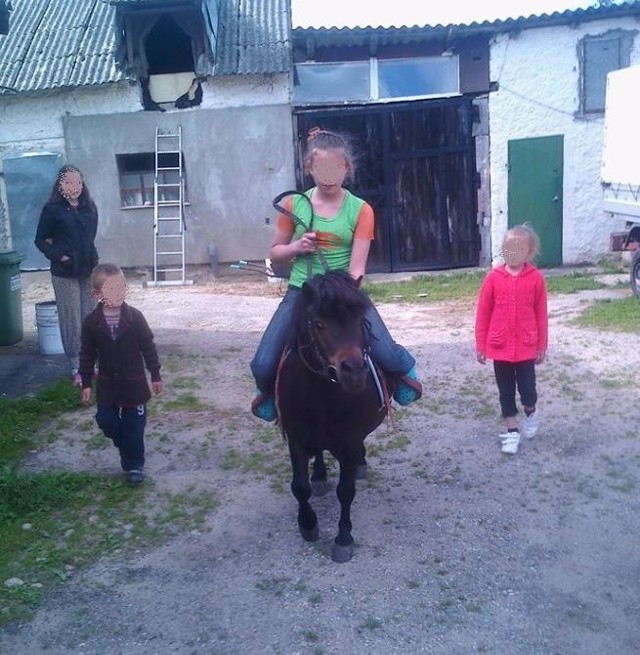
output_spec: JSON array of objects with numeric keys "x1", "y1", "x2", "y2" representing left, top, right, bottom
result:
[
  {"x1": 580, "y1": 32, "x2": 632, "y2": 114},
  {"x1": 116, "y1": 153, "x2": 189, "y2": 208}
]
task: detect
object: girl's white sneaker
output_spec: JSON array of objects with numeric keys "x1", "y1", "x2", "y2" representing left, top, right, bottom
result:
[
  {"x1": 499, "y1": 431, "x2": 520, "y2": 455},
  {"x1": 521, "y1": 412, "x2": 540, "y2": 439}
]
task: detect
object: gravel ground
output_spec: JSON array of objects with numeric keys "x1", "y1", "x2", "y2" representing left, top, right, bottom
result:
[{"x1": 1, "y1": 268, "x2": 639, "y2": 655}]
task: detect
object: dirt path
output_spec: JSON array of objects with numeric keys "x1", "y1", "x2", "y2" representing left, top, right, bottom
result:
[{"x1": 2, "y1": 272, "x2": 640, "y2": 654}]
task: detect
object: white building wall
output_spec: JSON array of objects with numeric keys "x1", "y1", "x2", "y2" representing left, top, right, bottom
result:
[
  {"x1": 0, "y1": 74, "x2": 289, "y2": 167},
  {"x1": 0, "y1": 82, "x2": 142, "y2": 166},
  {"x1": 0, "y1": 74, "x2": 292, "y2": 261},
  {"x1": 489, "y1": 17, "x2": 640, "y2": 264},
  {"x1": 201, "y1": 74, "x2": 290, "y2": 109}
]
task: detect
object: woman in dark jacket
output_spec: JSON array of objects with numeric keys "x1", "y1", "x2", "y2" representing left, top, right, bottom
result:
[{"x1": 35, "y1": 165, "x2": 99, "y2": 384}]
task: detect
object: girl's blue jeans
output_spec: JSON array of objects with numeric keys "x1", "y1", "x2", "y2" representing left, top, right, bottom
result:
[
  {"x1": 96, "y1": 404, "x2": 146, "y2": 472},
  {"x1": 250, "y1": 286, "x2": 415, "y2": 394}
]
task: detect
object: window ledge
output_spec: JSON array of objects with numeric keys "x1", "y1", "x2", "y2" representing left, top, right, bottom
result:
[{"x1": 120, "y1": 202, "x2": 191, "y2": 210}]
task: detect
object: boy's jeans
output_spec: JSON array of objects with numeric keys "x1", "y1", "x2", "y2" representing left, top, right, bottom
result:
[
  {"x1": 250, "y1": 285, "x2": 415, "y2": 394},
  {"x1": 96, "y1": 404, "x2": 146, "y2": 472}
]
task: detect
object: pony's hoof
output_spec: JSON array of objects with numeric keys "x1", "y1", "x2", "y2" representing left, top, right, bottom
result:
[
  {"x1": 355, "y1": 463, "x2": 367, "y2": 480},
  {"x1": 311, "y1": 479, "x2": 328, "y2": 496},
  {"x1": 300, "y1": 524, "x2": 319, "y2": 542},
  {"x1": 331, "y1": 542, "x2": 354, "y2": 563}
]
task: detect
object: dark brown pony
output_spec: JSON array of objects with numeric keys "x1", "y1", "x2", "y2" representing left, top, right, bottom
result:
[{"x1": 276, "y1": 270, "x2": 389, "y2": 562}]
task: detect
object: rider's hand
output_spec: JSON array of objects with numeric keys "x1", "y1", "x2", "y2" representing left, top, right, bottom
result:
[{"x1": 298, "y1": 231, "x2": 317, "y2": 255}]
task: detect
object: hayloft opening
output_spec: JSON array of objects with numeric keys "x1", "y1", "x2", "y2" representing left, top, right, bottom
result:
[{"x1": 145, "y1": 14, "x2": 194, "y2": 74}]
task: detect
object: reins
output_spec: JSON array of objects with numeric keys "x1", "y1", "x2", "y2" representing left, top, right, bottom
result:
[{"x1": 272, "y1": 190, "x2": 330, "y2": 278}]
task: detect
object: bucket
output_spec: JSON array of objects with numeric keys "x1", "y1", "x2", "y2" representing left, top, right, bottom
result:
[{"x1": 35, "y1": 301, "x2": 64, "y2": 355}]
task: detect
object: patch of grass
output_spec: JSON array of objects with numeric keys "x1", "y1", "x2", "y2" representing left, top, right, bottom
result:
[
  {"x1": 0, "y1": 380, "x2": 81, "y2": 467},
  {"x1": 366, "y1": 432, "x2": 410, "y2": 456},
  {"x1": 161, "y1": 393, "x2": 206, "y2": 411},
  {"x1": 365, "y1": 271, "x2": 484, "y2": 303},
  {"x1": 0, "y1": 380, "x2": 218, "y2": 627},
  {"x1": 302, "y1": 629, "x2": 320, "y2": 643},
  {"x1": 255, "y1": 575, "x2": 291, "y2": 596},
  {"x1": 597, "y1": 257, "x2": 627, "y2": 274},
  {"x1": 544, "y1": 273, "x2": 606, "y2": 294},
  {"x1": 170, "y1": 377, "x2": 200, "y2": 390},
  {"x1": 575, "y1": 296, "x2": 640, "y2": 332},
  {"x1": 364, "y1": 270, "x2": 609, "y2": 304},
  {"x1": 309, "y1": 592, "x2": 322, "y2": 605},
  {"x1": 359, "y1": 615, "x2": 383, "y2": 630},
  {"x1": 0, "y1": 470, "x2": 217, "y2": 626},
  {"x1": 153, "y1": 490, "x2": 218, "y2": 528},
  {"x1": 220, "y1": 448, "x2": 265, "y2": 472},
  {"x1": 605, "y1": 470, "x2": 636, "y2": 493}
]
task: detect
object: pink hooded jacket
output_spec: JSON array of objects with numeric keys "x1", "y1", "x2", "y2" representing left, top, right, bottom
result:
[{"x1": 475, "y1": 263, "x2": 548, "y2": 362}]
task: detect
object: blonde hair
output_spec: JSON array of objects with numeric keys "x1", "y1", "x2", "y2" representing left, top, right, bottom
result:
[
  {"x1": 502, "y1": 224, "x2": 540, "y2": 261},
  {"x1": 90, "y1": 263, "x2": 124, "y2": 291}
]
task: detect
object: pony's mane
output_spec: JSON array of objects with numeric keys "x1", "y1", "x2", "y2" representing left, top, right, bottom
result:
[{"x1": 288, "y1": 271, "x2": 370, "y2": 346}]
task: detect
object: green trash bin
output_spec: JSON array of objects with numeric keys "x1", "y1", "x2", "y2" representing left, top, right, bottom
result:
[{"x1": 0, "y1": 250, "x2": 26, "y2": 346}]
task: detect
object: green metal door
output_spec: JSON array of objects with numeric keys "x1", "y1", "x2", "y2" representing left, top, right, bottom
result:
[{"x1": 508, "y1": 136, "x2": 563, "y2": 267}]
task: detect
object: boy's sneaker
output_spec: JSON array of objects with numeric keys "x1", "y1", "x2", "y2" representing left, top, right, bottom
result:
[
  {"x1": 251, "y1": 391, "x2": 277, "y2": 422},
  {"x1": 521, "y1": 411, "x2": 540, "y2": 440},
  {"x1": 499, "y1": 431, "x2": 520, "y2": 455},
  {"x1": 393, "y1": 366, "x2": 423, "y2": 406},
  {"x1": 126, "y1": 469, "x2": 144, "y2": 486}
]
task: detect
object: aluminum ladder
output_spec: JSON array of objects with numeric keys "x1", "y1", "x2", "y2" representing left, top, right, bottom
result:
[{"x1": 147, "y1": 126, "x2": 193, "y2": 287}]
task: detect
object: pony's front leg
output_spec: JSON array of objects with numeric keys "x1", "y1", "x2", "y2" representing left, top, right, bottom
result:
[
  {"x1": 288, "y1": 442, "x2": 319, "y2": 542},
  {"x1": 332, "y1": 458, "x2": 358, "y2": 563}
]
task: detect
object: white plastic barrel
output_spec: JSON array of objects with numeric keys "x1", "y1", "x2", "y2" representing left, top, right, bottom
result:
[{"x1": 35, "y1": 301, "x2": 64, "y2": 355}]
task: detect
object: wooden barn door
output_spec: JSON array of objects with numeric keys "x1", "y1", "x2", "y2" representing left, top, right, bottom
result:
[
  {"x1": 388, "y1": 100, "x2": 478, "y2": 271},
  {"x1": 294, "y1": 98, "x2": 478, "y2": 273}
]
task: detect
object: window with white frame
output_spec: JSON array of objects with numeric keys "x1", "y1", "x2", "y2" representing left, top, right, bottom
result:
[
  {"x1": 294, "y1": 55, "x2": 459, "y2": 105},
  {"x1": 580, "y1": 32, "x2": 632, "y2": 114},
  {"x1": 116, "y1": 153, "x2": 189, "y2": 208}
]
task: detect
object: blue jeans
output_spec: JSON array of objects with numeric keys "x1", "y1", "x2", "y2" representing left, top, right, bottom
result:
[
  {"x1": 96, "y1": 404, "x2": 146, "y2": 472},
  {"x1": 250, "y1": 286, "x2": 415, "y2": 393}
]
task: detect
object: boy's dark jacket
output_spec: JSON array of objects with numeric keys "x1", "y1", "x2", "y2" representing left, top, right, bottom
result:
[{"x1": 79, "y1": 302, "x2": 161, "y2": 406}]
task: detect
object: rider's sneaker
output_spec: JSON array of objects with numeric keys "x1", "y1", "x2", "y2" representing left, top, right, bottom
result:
[
  {"x1": 251, "y1": 391, "x2": 277, "y2": 422},
  {"x1": 393, "y1": 366, "x2": 423, "y2": 406}
]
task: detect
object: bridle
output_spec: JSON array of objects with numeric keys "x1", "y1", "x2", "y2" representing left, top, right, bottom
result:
[{"x1": 295, "y1": 312, "x2": 372, "y2": 384}]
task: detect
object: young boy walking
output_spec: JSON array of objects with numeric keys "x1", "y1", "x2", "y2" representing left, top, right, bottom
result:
[{"x1": 79, "y1": 263, "x2": 162, "y2": 485}]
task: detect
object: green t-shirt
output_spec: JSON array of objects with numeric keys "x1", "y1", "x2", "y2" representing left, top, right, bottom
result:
[{"x1": 289, "y1": 189, "x2": 366, "y2": 289}]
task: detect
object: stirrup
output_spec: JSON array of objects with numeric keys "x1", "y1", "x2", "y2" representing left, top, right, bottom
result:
[
  {"x1": 393, "y1": 367, "x2": 422, "y2": 406},
  {"x1": 251, "y1": 392, "x2": 277, "y2": 422}
]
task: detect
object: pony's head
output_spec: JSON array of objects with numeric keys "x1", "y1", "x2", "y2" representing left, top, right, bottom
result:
[{"x1": 292, "y1": 270, "x2": 372, "y2": 392}]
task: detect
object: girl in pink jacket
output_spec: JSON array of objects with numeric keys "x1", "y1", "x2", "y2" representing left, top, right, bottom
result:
[{"x1": 475, "y1": 225, "x2": 548, "y2": 455}]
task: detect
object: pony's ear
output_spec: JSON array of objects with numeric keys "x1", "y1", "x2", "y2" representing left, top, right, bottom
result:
[{"x1": 354, "y1": 275, "x2": 364, "y2": 288}]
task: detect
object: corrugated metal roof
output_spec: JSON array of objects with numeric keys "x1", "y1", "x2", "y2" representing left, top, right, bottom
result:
[
  {"x1": 292, "y1": 1, "x2": 640, "y2": 44},
  {"x1": 0, "y1": 0, "x2": 127, "y2": 93},
  {"x1": 215, "y1": 0, "x2": 291, "y2": 75},
  {"x1": 0, "y1": 0, "x2": 290, "y2": 94},
  {"x1": 108, "y1": 0, "x2": 199, "y2": 5}
]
